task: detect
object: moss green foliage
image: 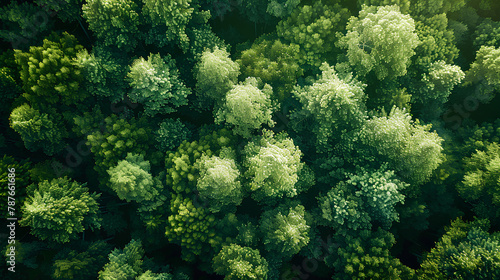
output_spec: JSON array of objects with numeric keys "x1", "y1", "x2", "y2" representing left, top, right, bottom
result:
[
  {"x1": 410, "y1": 0, "x2": 467, "y2": 16},
  {"x1": 20, "y1": 177, "x2": 101, "y2": 243},
  {"x1": 195, "y1": 47, "x2": 240, "y2": 105},
  {"x1": 359, "y1": 107, "x2": 443, "y2": 185},
  {"x1": 213, "y1": 244, "x2": 269, "y2": 280},
  {"x1": 165, "y1": 193, "x2": 220, "y2": 261},
  {"x1": 238, "y1": 39, "x2": 302, "y2": 100},
  {"x1": 277, "y1": 0, "x2": 351, "y2": 68},
  {"x1": 419, "y1": 218, "x2": 500, "y2": 279},
  {"x1": 142, "y1": 0, "x2": 193, "y2": 50},
  {"x1": 358, "y1": 0, "x2": 411, "y2": 14},
  {"x1": 0, "y1": 1, "x2": 54, "y2": 50},
  {"x1": 330, "y1": 228, "x2": 415, "y2": 280},
  {"x1": 82, "y1": 0, "x2": 141, "y2": 52},
  {"x1": 107, "y1": 153, "x2": 156, "y2": 203},
  {"x1": 0, "y1": 155, "x2": 30, "y2": 219},
  {"x1": 127, "y1": 53, "x2": 191, "y2": 116},
  {"x1": 466, "y1": 45, "x2": 500, "y2": 96},
  {"x1": 338, "y1": 5, "x2": 420, "y2": 80},
  {"x1": 195, "y1": 150, "x2": 243, "y2": 213},
  {"x1": 293, "y1": 63, "x2": 367, "y2": 153},
  {"x1": 474, "y1": 18, "x2": 500, "y2": 49},
  {"x1": 260, "y1": 202, "x2": 310, "y2": 258},
  {"x1": 35, "y1": 0, "x2": 83, "y2": 22},
  {"x1": 215, "y1": 77, "x2": 276, "y2": 138},
  {"x1": 9, "y1": 103, "x2": 66, "y2": 155},
  {"x1": 154, "y1": 118, "x2": 192, "y2": 152},
  {"x1": 99, "y1": 239, "x2": 144, "y2": 280},
  {"x1": 243, "y1": 131, "x2": 303, "y2": 203},
  {"x1": 14, "y1": 32, "x2": 85, "y2": 106}
]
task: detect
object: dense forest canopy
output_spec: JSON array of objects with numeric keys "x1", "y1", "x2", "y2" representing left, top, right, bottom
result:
[{"x1": 1, "y1": 0, "x2": 500, "y2": 279}]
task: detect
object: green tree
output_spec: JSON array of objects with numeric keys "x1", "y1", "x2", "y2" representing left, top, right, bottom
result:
[
  {"x1": 276, "y1": 0, "x2": 351, "y2": 68},
  {"x1": 419, "y1": 218, "x2": 500, "y2": 280},
  {"x1": 474, "y1": 18, "x2": 500, "y2": 50},
  {"x1": 292, "y1": 63, "x2": 367, "y2": 153},
  {"x1": 357, "y1": 0, "x2": 411, "y2": 14},
  {"x1": 107, "y1": 153, "x2": 156, "y2": 203},
  {"x1": 358, "y1": 107, "x2": 443, "y2": 185},
  {"x1": 14, "y1": 32, "x2": 85, "y2": 106},
  {"x1": 329, "y1": 228, "x2": 415, "y2": 280},
  {"x1": 215, "y1": 77, "x2": 276, "y2": 138},
  {"x1": 212, "y1": 244, "x2": 269, "y2": 280},
  {"x1": 35, "y1": 0, "x2": 84, "y2": 22},
  {"x1": 260, "y1": 203, "x2": 310, "y2": 258},
  {"x1": 9, "y1": 104, "x2": 66, "y2": 156},
  {"x1": 238, "y1": 38, "x2": 302, "y2": 100},
  {"x1": 318, "y1": 165, "x2": 407, "y2": 234},
  {"x1": 99, "y1": 239, "x2": 144, "y2": 280},
  {"x1": 142, "y1": 0, "x2": 193, "y2": 50},
  {"x1": 194, "y1": 150, "x2": 243, "y2": 213},
  {"x1": 458, "y1": 142, "x2": 500, "y2": 220},
  {"x1": 243, "y1": 131, "x2": 303, "y2": 204},
  {"x1": 20, "y1": 177, "x2": 101, "y2": 243},
  {"x1": 154, "y1": 118, "x2": 192, "y2": 152},
  {"x1": 338, "y1": 5, "x2": 419, "y2": 80},
  {"x1": 410, "y1": 0, "x2": 467, "y2": 16},
  {"x1": 0, "y1": 1, "x2": 54, "y2": 50},
  {"x1": 127, "y1": 53, "x2": 191, "y2": 116},
  {"x1": 0, "y1": 155, "x2": 30, "y2": 219},
  {"x1": 465, "y1": 45, "x2": 500, "y2": 97},
  {"x1": 195, "y1": 47, "x2": 240, "y2": 106},
  {"x1": 266, "y1": 0, "x2": 300, "y2": 18},
  {"x1": 82, "y1": 0, "x2": 141, "y2": 52}
]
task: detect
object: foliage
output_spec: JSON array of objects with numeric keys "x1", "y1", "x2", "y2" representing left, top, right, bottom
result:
[
  {"x1": 154, "y1": 118, "x2": 192, "y2": 152},
  {"x1": 127, "y1": 53, "x2": 191, "y2": 116},
  {"x1": 212, "y1": 244, "x2": 269, "y2": 280},
  {"x1": 0, "y1": 1, "x2": 54, "y2": 50},
  {"x1": 318, "y1": 165, "x2": 407, "y2": 234},
  {"x1": 0, "y1": 155, "x2": 30, "y2": 219},
  {"x1": 293, "y1": 63, "x2": 367, "y2": 153},
  {"x1": 330, "y1": 228, "x2": 415, "y2": 280},
  {"x1": 358, "y1": 107, "x2": 443, "y2": 185},
  {"x1": 14, "y1": 32, "x2": 85, "y2": 106},
  {"x1": 238, "y1": 39, "x2": 302, "y2": 100},
  {"x1": 82, "y1": 0, "x2": 141, "y2": 52},
  {"x1": 243, "y1": 131, "x2": 303, "y2": 204},
  {"x1": 474, "y1": 18, "x2": 500, "y2": 49},
  {"x1": 357, "y1": 0, "x2": 411, "y2": 14},
  {"x1": 195, "y1": 47, "x2": 240, "y2": 105},
  {"x1": 215, "y1": 77, "x2": 276, "y2": 138},
  {"x1": 466, "y1": 45, "x2": 500, "y2": 96},
  {"x1": 410, "y1": 0, "x2": 467, "y2": 16},
  {"x1": 9, "y1": 103, "x2": 66, "y2": 156},
  {"x1": 194, "y1": 151, "x2": 243, "y2": 213},
  {"x1": 338, "y1": 5, "x2": 419, "y2": 80},
  {"x1": 260, "y1": 203, "x2": 310, "y2": 258},
  {"x1": 20, "y1": 177, "x2": 101, "y2": 243},
  {"x1": 419, "y1": 218, "x2": 500, "y2": 279},
  {"x1": 277, "y1": 0, "x2": 351, "y2": 68},
  {"x1": 459, "y1": 142, "x2": 500, "y2": 220},
  {"x1": 35, "y1": 0, "x2": 83, "y2": 22},
  {"x1": 99, "y1": 239, "x2": 144, "y2": 280}
]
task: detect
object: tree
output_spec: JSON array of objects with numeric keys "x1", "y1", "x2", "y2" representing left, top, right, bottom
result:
[
  {"x1": 215, "y1": 77, "x2": 276, "y2": 138},
  {"x1": 243, "y1": 131, "x2": 303, "y2": 204},
  {"x1": 0, "y1": 155, "x2": 30, "y2": 219},
  {"x1": 99, "y1": 239, "x2": 144, "y2": 280},
  {"x1": 0, "y1": 1, "x2": 54, "y2": 50},
  {"x1": 266, "y1": 0, "x2": 300, "y2": 18},
  {"x1": 357, "y1": 0, "x2": 411, "y2": 14},
  {"x1": 465, "y1": 45, "x2": 500, "y2": 97},
  {"x1": 212, "y1": 244, "x2": 269, "y2": 280},
  {"x1": 14, "y1": 32, "x2": 85, "y2": 106},
  {"x1": 338, "y1": 5, "x2": 419, "y2": 80},
  {"x1": 260, "y1": 202, "x2": 310, "y2": 258},
  {"x1": 107, "y1": 153, "x2": 156, "y2": 203},
  {"x1": 238, "y1": 38, "x2": 303, "y2": 100},
  {"x1": 195, "y1": 47, "x2": 240, "y2": 106},
  {"x1": 82, "y1": 0, "x2": 141, "y2": 52},
  {"x1": 458, "y1": 142, "x2": 500, "y2": 221},
  {"x1": 35, "y1": 0, "x2": 84, "y2": 22},
  {"x1": 292, "y1": 63, "x2": 367, "y2": 153},
  {"x1": 141, "y1": 0, "x2": 194, "y2": 50},
  {"x1": 9, "y1": 104, "x2": 66, "y2": 156},
  {"x1": 154, "y1": 118, "x2": 192, "y2": 153},
  {"x1": 410, "y1": 0, "x2": 467, "y2": 16},
  {"x1": 276, "y1": 0, "x2": 351, "y2": 68},
  {"x1": 474, "y1": 18, "x2": 500, "y2": 50},
  {"x1": 127, "y1": 53, "x2": 191, "y2": 116},
  {"x1": 194, "y1": 150, "x2": 243, "y2": 213},
  {"x1": 329, "y1": 228, "x2": 415, "y2": 280},
  {"x1": 318, "y1": 165, "x2": 407, "y2": 235},
  {"x1": 20, "y1": 177, "x2": 101, "y2": 243},
  {"x1": 419, "y1": 218, "x2": 500, "y2": 279},
  {"x1": 358, "y1": 107, "x2": 443, "y2": 185}
]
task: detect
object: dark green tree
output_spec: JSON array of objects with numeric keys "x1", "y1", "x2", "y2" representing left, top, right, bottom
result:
[
  {"x1": 212, "y1": 244, "x2": 269, "y2": 280},
  {"x1": 98, "y1": 239, "x2": 144, "y2": 280}
]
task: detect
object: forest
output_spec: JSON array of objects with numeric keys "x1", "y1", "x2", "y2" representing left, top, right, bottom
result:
[{"x1": 1, "y1": 0, "x2": 500, "y2": 279}]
